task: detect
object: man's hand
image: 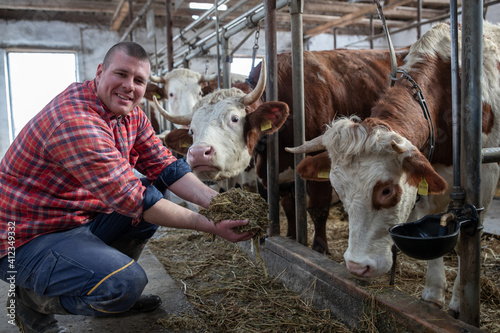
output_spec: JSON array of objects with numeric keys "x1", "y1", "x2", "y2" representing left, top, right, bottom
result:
[{"x1": 212, "y1": 219, "x2": 256, "y2": 242}]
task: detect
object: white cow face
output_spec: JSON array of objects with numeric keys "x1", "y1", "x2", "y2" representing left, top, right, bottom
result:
[
  {"x1": 187, "y1": 89, "x2": 253, "y2": 181},
  {"x1": 149, "y1": 69, "x2": 209, "y2": 129},
  {"x1": 321, "y1": 121, "x2": 447, "y2": 278},
  {"x1": 330, "y1": 152, "x2": 418, "y2": 277},
  {"x1": 165, "y1": 73, "x2": 203, "y2": 120},
  {"x1": 286, "y1": 117, "x2": 448, "y2": 278}
]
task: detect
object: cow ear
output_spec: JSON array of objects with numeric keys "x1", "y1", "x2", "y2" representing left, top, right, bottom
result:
[
  {"x1": 400, "y1": 148, "x2": 448, "y2": 194},
  {"x1": 244, "y1": 101, "x2": 289, "y2": 153},
  {"x1": 163, "y1": 129, "x2": 192, "y2": 155},
  {"x1": 296, "y1": 152, "x2": 331, "y2": 182},
  {"x1": 144, "y1": 82, "x2": 166, "y2": 101}
]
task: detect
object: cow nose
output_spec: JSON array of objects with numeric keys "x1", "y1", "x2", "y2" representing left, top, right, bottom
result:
[
  {"x1": 187, "y1": 145, "x2": 214, "y2": 165},
  {"x1": 189, "y1": 145, "x2": 214, "y2": 157},
  {"x1": 345, "y1": 261, "x2": 372, "y2": 277}
]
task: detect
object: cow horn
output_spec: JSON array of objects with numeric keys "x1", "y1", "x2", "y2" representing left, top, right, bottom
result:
[
  {"x1": 152, "y1": 96, "x2": 192, "y2": 126},
  {"x1": 149, "y1": 74, "x2": 165, "y2": 84},
  {"x1": 285, "y1": 135, "x2": 325, "y2": 154},
  {"x1": 241, "y1": 59, "x2": 266, "y2": 106},
  {"x1": 199, "y1": 73, "x2": 218, "y2": 83}
]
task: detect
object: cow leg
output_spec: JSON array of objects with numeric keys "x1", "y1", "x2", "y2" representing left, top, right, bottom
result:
[
  {"x1": 307, "y1": 181, "x2": 334, "y2": 255},
  {"x1": 448, "y1": 260, "x2": 460, "y2": 318},
  {"x1": 448, "y1": 237, "x2": 462, "y2": 318},
  {"x1": 421, "y1": 257, "x2": 446, "y2": 308},
  {"x1": 280, "y1": 191, "x2": 296, "y2": 240}
]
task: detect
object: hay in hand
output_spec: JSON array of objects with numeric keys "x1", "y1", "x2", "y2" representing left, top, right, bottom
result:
[{"x1": 199, "y1": 188, "x2": 271, "y2": 237}]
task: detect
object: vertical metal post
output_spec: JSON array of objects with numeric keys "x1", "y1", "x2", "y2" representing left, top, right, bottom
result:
[
  {"x1": 265, "y1": 0, "x2": 280, "y2": 236},
  {"x1": 416, "y1": 0, "x2": 422, "y2": 39},
  {"x1": 369, "y1": 15, "x2": 374, "y2": 49},
  {"x1": 460, "y1": 0, "x2": 483, "y2": 326},
  {"x1": 289, "y1": 0, "x2": 307, "y2": 246},
  {"x1": 449, "y1": 0, "x2": 465, "y2": 208},
  {"x1": 222, "y1": 35, "x2": 231, "y2": 89},
  {"x1": 165, "y1": 0, "x2": 174, "y2": 71},
  {"x1": 214, "y1": 0, "x2": 222, "y2": 89}
]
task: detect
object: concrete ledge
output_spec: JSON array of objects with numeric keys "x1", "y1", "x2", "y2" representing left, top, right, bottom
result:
[{"x1": 240, "y1": 236, "x2": 485, "y2": 333}]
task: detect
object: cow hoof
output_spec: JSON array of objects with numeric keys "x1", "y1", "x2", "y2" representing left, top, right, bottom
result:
[
  {"x1": 420, "y1": 297, "x2": 444, "y2": 309},
  {"x1": 312, "y1": 242, "x2": 330, "y2": 255}
]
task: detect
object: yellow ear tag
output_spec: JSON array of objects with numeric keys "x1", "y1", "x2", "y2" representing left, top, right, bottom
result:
[
  {"x1": 318, "y1": 169, "x2": 330, "y2": 179},
  {"x1": 261, "y1": 120, "x2": 272, "y2": 131},
  {"x1": 418, "y1": 178, "x2": 429, "y2": 195},
  {"x1": 180, "y1": 140, "x2": 191, "y2": 148},
  {"x1": 153, "y1": 92, "x2": 162, "y2": 99}
]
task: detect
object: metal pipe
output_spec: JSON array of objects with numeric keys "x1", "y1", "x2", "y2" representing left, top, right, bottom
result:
[
  {"x1": 449, "y1": 0, "x2": 465, "y2": 207},
  {"x1": 460, "y1": 0, "x2": 483, "y2": 326},
  {"x1": 482, "y1": 147, "x2": 500, "y2": 163},
  {"x1": 344, "y1": 0, "x2": 500, "y2": 48},
  {"x1": 119, "y1": 0, "x2": 155, "y2": 42},
  {"x1": 173, "y1": 0, "x2": 230, "y2": 43},
  {"x1": 172, "y1": 0, "x2": 289, "y2": 68},
  {"x1": 165, "y1": 0, "x2": 174, "y2": 71},
  {"x1": 265, "y1": 0, "x2": 280, "y2": 236},
  {"x1": 289, "y1": 0, "x2": 307, "y2": 246}
]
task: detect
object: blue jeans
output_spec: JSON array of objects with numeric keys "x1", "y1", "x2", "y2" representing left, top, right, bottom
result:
[{"x1": 0, "y1": 212, "x2": 159, "y2": 316}]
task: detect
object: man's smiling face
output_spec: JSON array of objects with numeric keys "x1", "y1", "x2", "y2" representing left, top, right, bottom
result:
[{"x1": 95, "y1": 51, "x2": 150, "y2": 117}]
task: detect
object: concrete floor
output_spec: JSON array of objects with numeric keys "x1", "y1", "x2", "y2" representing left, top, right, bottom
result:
[{"x1": 0, "y1": 247, "x2": 194, "y2": 333}]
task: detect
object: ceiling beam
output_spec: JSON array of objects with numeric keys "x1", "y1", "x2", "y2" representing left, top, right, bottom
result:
[
  {"x1": 0, "y1": 0, "x2": 115, "y2": 13},
  {"x1": 304, "y1": 0, "x2": 414, "y2": 38},
  {"x1": 110, "y1": 0, "x2": 130, "y2": 31}
]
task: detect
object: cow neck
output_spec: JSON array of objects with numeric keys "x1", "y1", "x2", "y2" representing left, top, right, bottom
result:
[{"x1": 396, "y1": 69, "x2": 435, "y2": 162}]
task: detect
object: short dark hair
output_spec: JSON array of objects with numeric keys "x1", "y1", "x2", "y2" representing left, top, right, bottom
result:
[{"x1": 102, "y1": 41, "x2": 150, "y2": 69}]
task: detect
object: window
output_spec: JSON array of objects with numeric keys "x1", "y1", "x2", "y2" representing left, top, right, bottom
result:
[
  {"x1": 7, "y1": 51, "x2": 78, "y2": 137},
  {"x1": 231, "y1": 57, "x2": 262, "y2": 76}
]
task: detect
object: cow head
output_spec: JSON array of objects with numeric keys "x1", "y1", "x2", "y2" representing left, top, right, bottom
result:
[
  {"x1": 286, "y1": 116, "x2": 447, "y2": 278},
  {"x1": 147, "y1": 68, "x2": 217, "y2": 129},
  {"x1": 162, "y1": 60, "x2": 290, "y2": 181}
]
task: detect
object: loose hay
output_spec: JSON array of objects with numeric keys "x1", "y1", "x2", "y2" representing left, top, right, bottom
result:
[
  {"x1": 148, "y1": 195, "x2": 500, "y2": 332},
  {"x1": 199, "y1": 188, "x2": 271, "y2": 237},
  {"x1": 149, "y1": 229, "x2": 351, "y2": 332}
]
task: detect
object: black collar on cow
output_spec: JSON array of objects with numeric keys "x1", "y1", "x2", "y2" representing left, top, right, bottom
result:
[{"x1": 391, "y1": 69, "x2": 435, "y2": 162}]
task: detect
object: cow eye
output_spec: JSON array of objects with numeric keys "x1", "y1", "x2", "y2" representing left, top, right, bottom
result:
[
  {"x1": 382, "y1": 187, "x2": 392, "y2": 196},
  {"x1": 231, "y1": 116, "x2": 239, "y2": 123},
  {"x1": 188, "y1": 129, "x2": 193, "y2": 136},
  {"x1": 169, "y1": 92, "x2": 174, "y2": 98}
]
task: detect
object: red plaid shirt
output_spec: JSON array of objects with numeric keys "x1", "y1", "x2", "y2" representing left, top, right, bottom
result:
[{"x1": 0, "y1": 80, "x2": 177, "y2": 257}]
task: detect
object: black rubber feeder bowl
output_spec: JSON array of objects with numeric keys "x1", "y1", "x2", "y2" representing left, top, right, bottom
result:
[{"x1": 388, "y1": 213, "x2": 460, "y2": 260}]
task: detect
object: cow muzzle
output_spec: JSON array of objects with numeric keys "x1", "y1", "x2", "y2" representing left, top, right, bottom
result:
[{"x1": 187, "y1": 145, "x2": 215, "y2": 171}]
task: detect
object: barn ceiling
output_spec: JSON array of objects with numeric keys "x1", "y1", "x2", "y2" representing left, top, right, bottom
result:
[{"x1": 0, "y1": 0, "x2": 465, "y2": 38}]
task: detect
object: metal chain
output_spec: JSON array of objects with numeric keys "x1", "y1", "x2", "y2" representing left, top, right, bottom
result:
[
  {"x1": 205, "y1": 51, "x2": 210, "y2": 75},
  {"x1": 251, "y1": 23, "x2": 260, "y2": 71}
]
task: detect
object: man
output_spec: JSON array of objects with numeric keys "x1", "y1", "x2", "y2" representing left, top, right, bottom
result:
[{"x1": 0, "y1": 42, "x2": 254, "y2": 333}]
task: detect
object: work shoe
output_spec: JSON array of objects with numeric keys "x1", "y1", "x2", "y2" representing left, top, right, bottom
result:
[
  {"x1": 7, "y1": 287, "x2": 69, "y2": 333},
  {"x1": 127, "y1": 294, "x2": 162, "y2": 313}
]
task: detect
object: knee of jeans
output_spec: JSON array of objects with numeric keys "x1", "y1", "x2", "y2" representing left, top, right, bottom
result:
[{"x1": 90, "y1": 261, "x2": 148, "y2": 314}]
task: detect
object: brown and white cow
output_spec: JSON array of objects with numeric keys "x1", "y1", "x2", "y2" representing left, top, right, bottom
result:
[
  {"x1": 159, "y1": 47, "x2": 409, "y2": 254},
  {"x1": 286, "y1": 21, "x2": 500, "y2": 314}
]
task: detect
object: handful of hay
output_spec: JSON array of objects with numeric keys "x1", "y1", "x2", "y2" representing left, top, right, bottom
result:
[{"x1": 199, "y1": 188, "x2": 271, "y2": 237}]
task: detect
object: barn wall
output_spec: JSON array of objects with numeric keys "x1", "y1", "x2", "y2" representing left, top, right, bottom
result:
[{"x1": 1, "y1": 8, "x2": 499, "y2": 159}]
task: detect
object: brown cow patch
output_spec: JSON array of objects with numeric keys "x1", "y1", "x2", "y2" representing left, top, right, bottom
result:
[{"x1": 372, "y1": 179, "x2": 402, "y2": 210}]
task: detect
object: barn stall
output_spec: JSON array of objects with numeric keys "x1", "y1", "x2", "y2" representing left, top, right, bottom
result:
[{"x1": 0, "y1": 1, "x2": 500, "y2": 332}]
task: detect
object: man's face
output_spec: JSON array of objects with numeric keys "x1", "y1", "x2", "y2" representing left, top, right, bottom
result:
[{"x1": 95, "y1": 51, "x2": 150, "y2": 117}]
